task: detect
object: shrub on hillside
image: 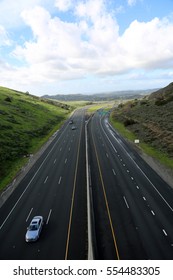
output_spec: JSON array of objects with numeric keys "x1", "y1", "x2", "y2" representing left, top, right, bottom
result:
[
  {"x1": 155, "y1": 98, "x2": 167, "y2": 106},
  {"x1": 155, "y1": 95, "x2": 173, "y2": 106},
  {"x1": 123, "y1": 118, "x2": 136, "y2": 127},
  {"x1": 4, "y1": 96, "x2": 13, "y2": 102}
]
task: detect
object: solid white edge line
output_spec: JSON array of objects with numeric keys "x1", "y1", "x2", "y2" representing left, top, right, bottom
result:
[{"x1": 89, "y1": 165, "x2": 92, "y2": 187}]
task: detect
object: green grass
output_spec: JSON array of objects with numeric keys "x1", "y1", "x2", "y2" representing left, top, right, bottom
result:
[
  {"x1": 87, "y1": 101, "x2": 115, "y2": 113},
  {"x1": 88, "y1": 104, "x2": 104, "y2": 113},
  {"x1": 140, "y1": 143, "x2": 173, "y2": 169},
  {"x1": 110, "y1": 115, "x2": 136, "y2": 141},
  {"x1": 65, "y1": 100, "x2": 91, "y2": 108},
  {"x1": 110, "y1": 114, "x2": 173, "y2": 170},
  {"x1": 0, "y1": 157, "x2": 28, "y2": 191},
  {"x1": 0, "y1": 86, "x2": 72, "y2": 191}
]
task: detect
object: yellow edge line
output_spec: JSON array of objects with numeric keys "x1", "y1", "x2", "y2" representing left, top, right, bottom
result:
[{"x1": 92, "y1": 131, "x2": 120, "y2": 260}]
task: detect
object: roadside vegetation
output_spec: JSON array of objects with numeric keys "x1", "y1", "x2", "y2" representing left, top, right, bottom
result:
[
  {"x1": 1, "y1": 82, "x2": 173, "y2": 192},
  {"x1": 65, "y1": 100, "x2": 92, "y2": 108},
  {"x1": 0, "y1": 87, "x2": 72, "y2": 191},
  {"x1": 87, "y1": 101, "x2": 115, "y2": 114},
  {"x1": 110, "y1": 83, "x2": 173, "y2": 170}
]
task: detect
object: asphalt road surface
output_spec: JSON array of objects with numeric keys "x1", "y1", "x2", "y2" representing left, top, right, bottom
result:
[
  {"x1": 87, "y1": 109, "x2": 173, "y2": 260},
  {"x1": 1, "y1": 108, "x2": 173, "y2": 260},
  {"x1": 0, "y1": 109, "x2": 87, "y2": 260}
]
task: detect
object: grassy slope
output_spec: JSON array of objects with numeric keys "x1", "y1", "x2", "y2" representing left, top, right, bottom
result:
[
  {"x1": 0, "y1": 87, "x2": 72, "y2": 190},
  {"x1": 110, "y1": 97, "x2": 173, "y2": 169}
]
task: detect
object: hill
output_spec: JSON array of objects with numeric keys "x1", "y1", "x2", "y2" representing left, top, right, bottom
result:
[
  {"x1": 42, "y1": 89, "x2": 157, "y2": 102},
  {"x1": 148, "y1": 82, "x2": 173, "y2": 104},
  {"x1": 0, "y1": 86, "x2": 72, "y2": 190},
  {"x1": 111, "y1": 82, "x2": 173, "y2": 163}
]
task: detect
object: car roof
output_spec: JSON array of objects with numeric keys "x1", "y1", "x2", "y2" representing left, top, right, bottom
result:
[{"x1": 31, "y1": 216, "x2": 43, "y2": 223}]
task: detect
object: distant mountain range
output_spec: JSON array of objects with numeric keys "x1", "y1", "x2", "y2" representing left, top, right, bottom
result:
[{"x1": 42, "y1": 89, "x2": 158, "y2": 102}]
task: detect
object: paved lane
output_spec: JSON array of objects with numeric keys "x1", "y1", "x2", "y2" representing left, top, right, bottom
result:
[
  {"x1": 0, "y1": 109, "x2": 87, "y2": 260},
  {"x1": 1, "y1": 106, "x2": 173, "y2": 260},
  {"x1": 87, "y1": 110, "x2": 173, "y2": 259}
]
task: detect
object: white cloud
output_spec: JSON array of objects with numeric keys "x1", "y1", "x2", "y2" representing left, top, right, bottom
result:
[
  {"x1": 1, "y1": 0, "x2": 173, "y2": 94},
  {"x1": 127, "y1": 0, "x2": 137, "y2": 6},
  {"x1": 54, "y1": 0, "x2": 73, "y2": 11},
  {"x1": 75, "y1": 0, "x2": 105, "y2": 20},
  {"x1": 0, "y1": 0, "x2": 55, "y2": 29},
  {"x1": 0, "y1": 25, "x2": 11, "y2": 46},
  {"x1": 16, "y1": 5, "x2": 173, "y2": 74},
  {"x1": 119, "y1": 17, "x2": 173, "y2": 69}
]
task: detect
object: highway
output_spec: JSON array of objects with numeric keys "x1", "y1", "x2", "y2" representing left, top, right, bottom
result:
[
  {"x1": 0, "y1": 109, "x2": 87, "y2": 260},
  {"x1": 1, "y1": 107, "x2": 173, "y2": 260},
  {"x1": 87, "y1": 109, "x2": 173, "y2": 259}
]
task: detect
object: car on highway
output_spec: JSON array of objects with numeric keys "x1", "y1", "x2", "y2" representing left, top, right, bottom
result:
[
  {"x1": 69, "y1": 120, "x2": 73, "y2": 124},
  {"x1": 25, "y1": 216, "x2": 44, "y2": 242},
  {"x1": 71, "y1": 126, "x2": 76, "y2": 130}
]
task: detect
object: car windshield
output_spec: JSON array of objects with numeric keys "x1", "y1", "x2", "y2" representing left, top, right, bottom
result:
[{"x1": 29, "y1": 224, "x2": 38, "y2": 231}]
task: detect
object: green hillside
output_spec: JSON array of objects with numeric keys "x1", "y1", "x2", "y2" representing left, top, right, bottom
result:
[
  {"x1": 0, "y1": 87, "x2": 72, "y2": 190},
  {"x1": 111, "y1": 83, "x2": 173, "y2": 168}
]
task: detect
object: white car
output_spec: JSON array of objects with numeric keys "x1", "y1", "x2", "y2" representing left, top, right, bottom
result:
[{"x1": 25, "y1": 216, "x2": 44, "y2": 242}]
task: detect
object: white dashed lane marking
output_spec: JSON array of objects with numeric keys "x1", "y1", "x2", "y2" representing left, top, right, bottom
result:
[
  {"x1": 123, "y1": 196, "x2": 130, "y2": 209},
  {"x1": 151, "y1": 210, "x2": 155, "y2": 216},
  {"x1": 26, "y1": 208, "x2": 33, "y2": 222},
  {"x1": 44, "y1": 176, "x2": 48, "y2": 184},
  {"x1": 58, "y1": 176, "x2": 62, "y2": 185},
  {"x1": 46, "y1": 209, "x2": 52, "y2": 225},
  {"x1": 163, "y1": 229, "x2": 168, "y2": 236},
  {"x1": 112, "y1": 169, "x2": 116, "y2": 176}
]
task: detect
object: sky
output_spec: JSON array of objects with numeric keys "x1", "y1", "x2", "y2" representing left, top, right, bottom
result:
[{"x1": 0, "y1": 0, "x2": 173, "y2": 96}]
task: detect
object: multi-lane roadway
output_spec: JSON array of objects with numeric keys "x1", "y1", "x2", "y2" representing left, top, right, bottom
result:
[
  {"x1": 1, "y1": 108, "x2": 173, "y2": 260},
  {"x1": 0, "y1": 109, "x2": 87, "y2": 260},
  {"x1": 88, "y1": 109, "x2": 173, "y2": 259}
]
